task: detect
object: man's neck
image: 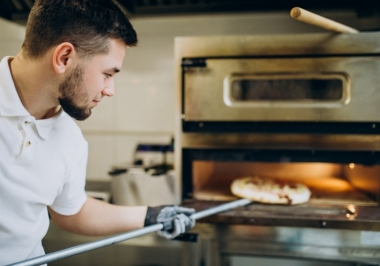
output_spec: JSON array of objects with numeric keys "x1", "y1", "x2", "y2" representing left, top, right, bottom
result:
[{"x1": 9, "y1": 52, "x2": 60, "y2": 120}]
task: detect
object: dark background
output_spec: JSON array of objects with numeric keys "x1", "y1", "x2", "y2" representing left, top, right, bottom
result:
[{"x1": 1, "y1": 0, "x2": 380, "y2": 26}]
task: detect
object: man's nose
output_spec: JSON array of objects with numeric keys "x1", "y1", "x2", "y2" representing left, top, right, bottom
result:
[{"x1": 102, "y1": 83, "x2": 115, "y2": 97}]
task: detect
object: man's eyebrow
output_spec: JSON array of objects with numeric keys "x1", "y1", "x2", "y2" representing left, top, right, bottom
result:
[{"x1": 107, "y1": 67, "x2": 120, "y2": 73}]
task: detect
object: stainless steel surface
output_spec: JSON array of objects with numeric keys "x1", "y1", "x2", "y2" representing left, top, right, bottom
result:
[
  {"x1": 179, "y1": 34, "x2": 380, "y2": 122},
  {"x1": 8, "y1": 199, "x2": 251, "y2": 266},
  {"x1": 191, "y1": 223, "x2": 380, "y2": 265},
  {"x1": 174, "y1": 33, "x2": 380, "y2": 58},
  {"x1": 185, "y1": 58, "x2": 369, "y2": 121},
  {"x1": 181, "y1": 133, "x2": 380, "y2": 151}
]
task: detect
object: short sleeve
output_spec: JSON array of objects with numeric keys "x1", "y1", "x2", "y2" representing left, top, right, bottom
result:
[{"x1": 49, "y1": 146, "x2": 88, "y2": 215}]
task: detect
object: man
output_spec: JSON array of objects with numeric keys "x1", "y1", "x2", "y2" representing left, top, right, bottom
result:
[{"x1": 0, "y1": 0, "x2": 195, "y2": 264}]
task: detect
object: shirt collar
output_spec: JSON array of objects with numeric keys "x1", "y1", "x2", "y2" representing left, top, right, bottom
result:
[
  {"x1": 0, "y1": 56, "x2": 30, "y2": 117},
  {"x1": 34, "y1": 108, "x2": 63, "y2": 139},
  {"x1": 0, "y1": 56, "x2": 62, "y2": 140}
]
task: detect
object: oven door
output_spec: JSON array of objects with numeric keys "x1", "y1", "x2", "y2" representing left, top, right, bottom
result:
[{"x1": 183, "y1": 57, "x2": 380, "y2": 122}]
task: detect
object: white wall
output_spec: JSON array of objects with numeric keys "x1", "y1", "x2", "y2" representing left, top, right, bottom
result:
[
  {"x1": 0, "y1": 18, "x2": 25, "y2": 58},
  {"x1": 1, "y1": 11, "x2": 377, "y2": 181}
]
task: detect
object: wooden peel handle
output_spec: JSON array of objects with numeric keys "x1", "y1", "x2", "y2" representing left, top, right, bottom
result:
[{"x1": 290, "y1": 7, "x2": 359, "y2": 33}]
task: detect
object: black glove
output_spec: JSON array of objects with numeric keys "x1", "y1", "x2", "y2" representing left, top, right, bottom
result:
[{"x1": 144, "y1": 205, "x2": 196, "y2": 239}]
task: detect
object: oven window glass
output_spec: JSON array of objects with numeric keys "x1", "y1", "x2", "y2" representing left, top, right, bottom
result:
[{"x1": 231, "y1": 78, "x2": 343, "y2": 101}]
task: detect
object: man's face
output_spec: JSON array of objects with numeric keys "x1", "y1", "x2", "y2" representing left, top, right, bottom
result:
[{"x1": 58, "y1": 38, "x2": 127, "y2": 121}]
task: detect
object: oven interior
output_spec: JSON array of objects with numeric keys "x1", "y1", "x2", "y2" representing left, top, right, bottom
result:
[
  {"x1": 182, "y1": 148, "x2": 380, "y2": 230},
  {"x1": 192, "y1": 161, "x2": 379, "y2": 205}
]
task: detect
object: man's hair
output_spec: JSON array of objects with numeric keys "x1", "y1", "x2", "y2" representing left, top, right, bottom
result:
[{"x1": 22, "y1": 0, "x2": 138, "y2": 59}]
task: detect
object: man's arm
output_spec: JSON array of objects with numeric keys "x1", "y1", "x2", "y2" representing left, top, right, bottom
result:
[{"x1": 48, "y1": 196, "x2": 148, "y2": 236}]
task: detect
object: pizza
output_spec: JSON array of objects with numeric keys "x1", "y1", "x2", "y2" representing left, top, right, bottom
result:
[{"x1": 230, "y1": 176, "x2": 311, "y2": 205}]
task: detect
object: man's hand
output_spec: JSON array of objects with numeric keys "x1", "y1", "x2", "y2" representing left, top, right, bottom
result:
[{"x1": 144, "y1": 205, "x2": 196, "y2": 239}]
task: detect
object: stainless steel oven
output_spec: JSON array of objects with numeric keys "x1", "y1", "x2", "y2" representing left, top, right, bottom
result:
[{"x1": 174, "y1": 32, "x2": 380, "y2": 266}]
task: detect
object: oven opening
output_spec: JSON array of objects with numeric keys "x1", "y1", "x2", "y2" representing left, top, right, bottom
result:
[
  {"x1": 192, "y1": 161, "x2": 379, "y2": 206},
  {"x1": 182, "y1": 159, "x2": 380, "y2": 229},
  {"x1": 223, "y1": 73, "x2": 350, "y2": 107}
]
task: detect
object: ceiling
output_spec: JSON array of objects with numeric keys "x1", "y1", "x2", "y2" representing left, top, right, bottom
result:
[{"x1": 1, "y1": 0, "x2": 380, "y2": 25}]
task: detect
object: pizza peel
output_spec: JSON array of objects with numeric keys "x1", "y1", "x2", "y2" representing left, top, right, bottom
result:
[{"x1": 7, "y1": 198, "x2": 251, "y2": 266}]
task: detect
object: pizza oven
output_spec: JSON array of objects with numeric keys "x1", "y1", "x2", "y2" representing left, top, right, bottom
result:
[{"x1": 174, "y1": 33, "x2": 380, "y2": 265}]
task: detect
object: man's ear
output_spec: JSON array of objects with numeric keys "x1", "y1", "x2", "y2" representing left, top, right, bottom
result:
[{"x1": 52, "y1": 42, "x2": 77, "y2": 74}]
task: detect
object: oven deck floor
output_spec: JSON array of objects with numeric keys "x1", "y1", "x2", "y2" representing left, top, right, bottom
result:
[{"x1": 183, "y1": 199, "x2": 380, "y2": 231}]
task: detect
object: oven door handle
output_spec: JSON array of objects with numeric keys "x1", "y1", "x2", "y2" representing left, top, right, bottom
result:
[{"x1": 7, "y1": 198, "x2": 252, "y2": 266}]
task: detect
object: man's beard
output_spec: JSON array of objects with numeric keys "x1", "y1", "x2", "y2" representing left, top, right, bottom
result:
[{"x1": 58, "y1": 65, "x2": 92, "y2": 121}]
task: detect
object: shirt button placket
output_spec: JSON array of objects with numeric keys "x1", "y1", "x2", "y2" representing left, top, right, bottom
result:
[
  {"x1": 23, "y1": 120, "x2": 32, "y2": 148},
  {"x1": 17, "y1": 119, "x2": 35, "y2": 165}
]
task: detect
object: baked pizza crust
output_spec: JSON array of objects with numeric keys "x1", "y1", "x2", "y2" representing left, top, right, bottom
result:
[{"x1": 231, "y1": 176, "x2": 311, "y2": 205}]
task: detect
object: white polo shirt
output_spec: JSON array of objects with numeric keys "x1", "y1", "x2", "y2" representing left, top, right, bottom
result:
[{"x1": 0, "y1": 56, "x2": 88, "y2": 265}]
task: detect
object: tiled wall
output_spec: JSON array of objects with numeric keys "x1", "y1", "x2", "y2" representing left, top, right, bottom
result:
[{"x1": 1, "y1": 10, "x2": 374, "y2": 181}]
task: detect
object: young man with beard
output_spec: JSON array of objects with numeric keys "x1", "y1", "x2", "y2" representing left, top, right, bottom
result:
[{"x1": 0, "y1": 0, "x2": 195, "y2": 264}]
